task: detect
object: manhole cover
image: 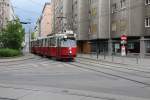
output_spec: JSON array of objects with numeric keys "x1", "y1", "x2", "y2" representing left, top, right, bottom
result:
[{"x1": 0, "y1": 98, "x2": 17, "y2": 100}]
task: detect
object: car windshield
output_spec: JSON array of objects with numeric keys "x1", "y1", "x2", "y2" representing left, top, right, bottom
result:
[{"x1": 61, "y1": 39, "x2": 76, "y2": 47}]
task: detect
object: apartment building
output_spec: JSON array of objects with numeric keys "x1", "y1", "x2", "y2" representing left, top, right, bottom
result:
[
  {"x1": 81, "y1": 0, "x2": 150, "y2": 56},
  {"x1": 51, "y1": 0, "x2": 73, "y2": 33},
  {"x1": 88, "y1": 0, "x2": 110, "y2": 53},
  {"x1": 144, "y1": 0, "x2": 150, "y2": 54},
  {"x1": 40, "y1": 3, "x2": 52, "y2": 37},
  {"x1": 0, "y1": 0, "x2": 14, "y2": 30},
  {"x1": 9, "y1": 4, "x2": 16, "y2": 21},
  {"x1": 72, "y1": 0, "x2": 90, "y2": 53},
  {"x1": 110, "y1": 0, "x2": 144, "y2": 54},
  {"x1": 110, "y1": 0, "x2": 150, "y2": 57},
  {"x1": 50, "y1": 0, "x2": 150, "y2": 56}
]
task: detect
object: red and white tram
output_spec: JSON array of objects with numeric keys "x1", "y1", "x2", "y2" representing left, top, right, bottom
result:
[{"x1": 31, "y1": 30, "x2": 77, "y2": 61}]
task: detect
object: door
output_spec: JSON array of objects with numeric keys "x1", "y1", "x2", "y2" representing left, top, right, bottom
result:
[{"x1": 57, "y1": 38, "x2": 61, "y2": 59}]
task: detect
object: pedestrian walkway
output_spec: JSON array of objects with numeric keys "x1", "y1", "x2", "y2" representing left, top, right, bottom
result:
[{"x1": 77, "y1": 54, "x2": 150, "y2": 67}]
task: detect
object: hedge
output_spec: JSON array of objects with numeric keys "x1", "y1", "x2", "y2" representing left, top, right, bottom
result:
[{"x1": 0, "y1": 48, "x2": 21, "y2": 57}]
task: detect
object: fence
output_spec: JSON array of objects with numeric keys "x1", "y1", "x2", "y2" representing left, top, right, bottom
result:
[{"x1": 77, "y1": 52, "x2": 150, "y2": 67}]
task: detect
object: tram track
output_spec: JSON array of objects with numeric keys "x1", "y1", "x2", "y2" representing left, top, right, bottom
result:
[
  {"x1": 64, "y1": 61, "x2": 150, "y2": 87},
  {"x1": 1, "y1": 55, "x2": 150, "y2": 86},
  {"x1": 75, "y1": 59, "x2": 150, "y2": 79}
]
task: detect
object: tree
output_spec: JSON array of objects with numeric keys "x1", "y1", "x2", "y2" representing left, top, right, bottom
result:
[
  {"x1": 31, "y1": 32, "x2": 36, "y2": 40},
  {"x1": 1, "y1": 18, "x2": 25, "y2": 50}
]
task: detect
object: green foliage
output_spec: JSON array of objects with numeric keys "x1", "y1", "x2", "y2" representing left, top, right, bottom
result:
[
  {"x1": 31, "y1": 32, "x2": 36, "y2": 40},
  {"x1": 0, "y1": 18, "x2": 25, "y2": 50},
  {"x1": 0, "y1": 48, "x2": 21, "y2": 57}
]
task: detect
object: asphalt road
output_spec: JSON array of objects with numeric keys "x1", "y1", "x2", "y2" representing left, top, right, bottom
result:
[{"x1": 0, "y1": 55, "x2": 150, "y2": 100}]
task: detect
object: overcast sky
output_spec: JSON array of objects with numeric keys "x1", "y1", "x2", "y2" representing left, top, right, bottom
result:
[{"x1": 11, "y1": 0, "x2": 51, "y2": 31}]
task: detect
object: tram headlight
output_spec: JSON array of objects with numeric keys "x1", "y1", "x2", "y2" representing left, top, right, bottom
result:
[
  {"x1": 69, "y1": 51, "x2": 72, "y2": 54},
  {"x1": 69, "y1": 47, "x2": 72, "y2": 54},
  {"x1": 74, "y1": 34, "x2": 77, "y2": 38},
  {"x1": 64, "y1": 36, "x2": 67, "y2": 39}
]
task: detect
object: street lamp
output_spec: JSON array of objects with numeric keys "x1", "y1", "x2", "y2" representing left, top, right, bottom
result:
[{"x1": 20, "y1": 21, "x2": 31, "y2": 53}]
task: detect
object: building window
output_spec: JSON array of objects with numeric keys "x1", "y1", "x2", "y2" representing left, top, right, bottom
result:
[
  {"x1": 120, "y1": 0, "x2": 126, "y2": 8},
  {"x1": 128, "y1": 43, "x2": 134, "y2": 49},
  {"x1": 145, "y1": 17, "x2": 150, "y2": 27},
  {"x1": 112, "y1": 3, "x2": 117, "y2": 13},
  {"x1": 146, "y1": 41, "x2": 150, "y2": 49},
  {"x1": 91, "y1": 7, "x2": 97, "y2": 16},
  {"x1": 91, "y1": 24, "x2": 97, "y2": 33},
  {"x1": 145, "y1": 0, "x2": 150, "y2": 5}
]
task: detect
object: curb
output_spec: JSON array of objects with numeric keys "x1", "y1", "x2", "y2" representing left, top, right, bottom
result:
[
  {"x1": 0, "y1": 55, "x2": 35, "y2": 63},
  {"x1": 77, "y1": 56, "x2": 144, "y2": 67}
]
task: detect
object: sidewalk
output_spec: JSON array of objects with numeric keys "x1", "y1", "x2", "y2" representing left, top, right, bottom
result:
[
  {"x1": 0, "y1": 83, "x2": 149, "y2": 100},
  {"x1": 77, "y1": 54, "x2": 150, "y2": 67},
  {"x1": 0, "y1": 53, "x2": 34, "y2": 63}
]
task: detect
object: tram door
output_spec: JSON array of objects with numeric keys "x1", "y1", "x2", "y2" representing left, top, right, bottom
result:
[{"x1": 57, "y1": 38, "x2": 61, "y2": 58}]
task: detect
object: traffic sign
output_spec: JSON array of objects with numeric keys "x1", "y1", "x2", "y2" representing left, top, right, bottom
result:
[{"x1": 121, "y1": 35, "x2": 127, "y2": 40}]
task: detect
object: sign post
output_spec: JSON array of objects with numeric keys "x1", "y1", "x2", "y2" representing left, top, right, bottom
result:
[{"x1": 121, "y1": 35, "x2": 127, "y2": 56}]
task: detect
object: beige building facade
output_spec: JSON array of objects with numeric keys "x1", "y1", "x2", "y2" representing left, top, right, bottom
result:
[
  {"x1": 40, "y1": 3, "x2": 52, "y2": 37},
  {"x1": 0, "y1": 0, "x2": 15, "y2": 30}
]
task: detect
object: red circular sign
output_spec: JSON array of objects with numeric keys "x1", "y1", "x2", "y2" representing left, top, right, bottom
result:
[{"x1": 121, "y1": 35, "x2": 127, "y2": 40}]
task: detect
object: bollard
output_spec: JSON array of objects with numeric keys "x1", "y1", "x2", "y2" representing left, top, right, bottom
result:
[
  {"x1": 104, "y1": 53, "x2": 106, "y2": 59},
  {"x1": 112, "y1": 54, "x2": 114, "y2": 62},
  {"x1": 136, "y1": 55, "x2": 139, "y2": 64},
  {"x1": 97, "y1": 52, "x2": 99, "y2": 60}
]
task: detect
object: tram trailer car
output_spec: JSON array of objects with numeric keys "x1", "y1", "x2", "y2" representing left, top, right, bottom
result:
[{"x1": 31, "y1": 32, "x2": 77, "y2": 61}]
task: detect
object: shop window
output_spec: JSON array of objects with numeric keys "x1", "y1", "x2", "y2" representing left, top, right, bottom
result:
[
  {"x1": 120, "y1": 0, "x2": 126, "y2": 9},
  {"x1": 146, "y1": 41, "x2": 150, "y2": 49},
  {"x1": 112, "y1": 3, "x2": 117, "y2": 13},
  {"x1": 128, "y1": 43, "x2": 134, "y2": 49}
]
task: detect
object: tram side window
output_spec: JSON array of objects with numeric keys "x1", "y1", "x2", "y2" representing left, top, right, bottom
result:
[
  {"x1": 45, "y1": 39, "x2": 48, "y2": 47},
  {"x1": 43, "y1": 39, "x2": 46, "y2": 47},
  {"x1": 42, "y1": 39, "x2": 43, "y2": 47},
  {"x1": 39, "y1": 40, "x2": 41, "y2": 47},
  {"x1": 40, "y1": 40, "x2": 42, "y2": 47},
  {"x1": 41, "y1": 40, "x2": 43, "y2": 47},
  {"x1": 51, "y1": 37, "x2": 56, "y2": 46},
  {"x1": 36, "y1": 41, "x2": 39, "y2": 47},
  {"x1": 36, "y1": 40, "x2": 39, "y2": 47},
  {"x1": 48, "y1": 38, "x2": 51, "y2": 47}
]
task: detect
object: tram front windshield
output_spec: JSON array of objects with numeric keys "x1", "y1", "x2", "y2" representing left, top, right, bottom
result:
[{"x1": 61, "y1": 38, "x2": 76, "y2": 47}]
